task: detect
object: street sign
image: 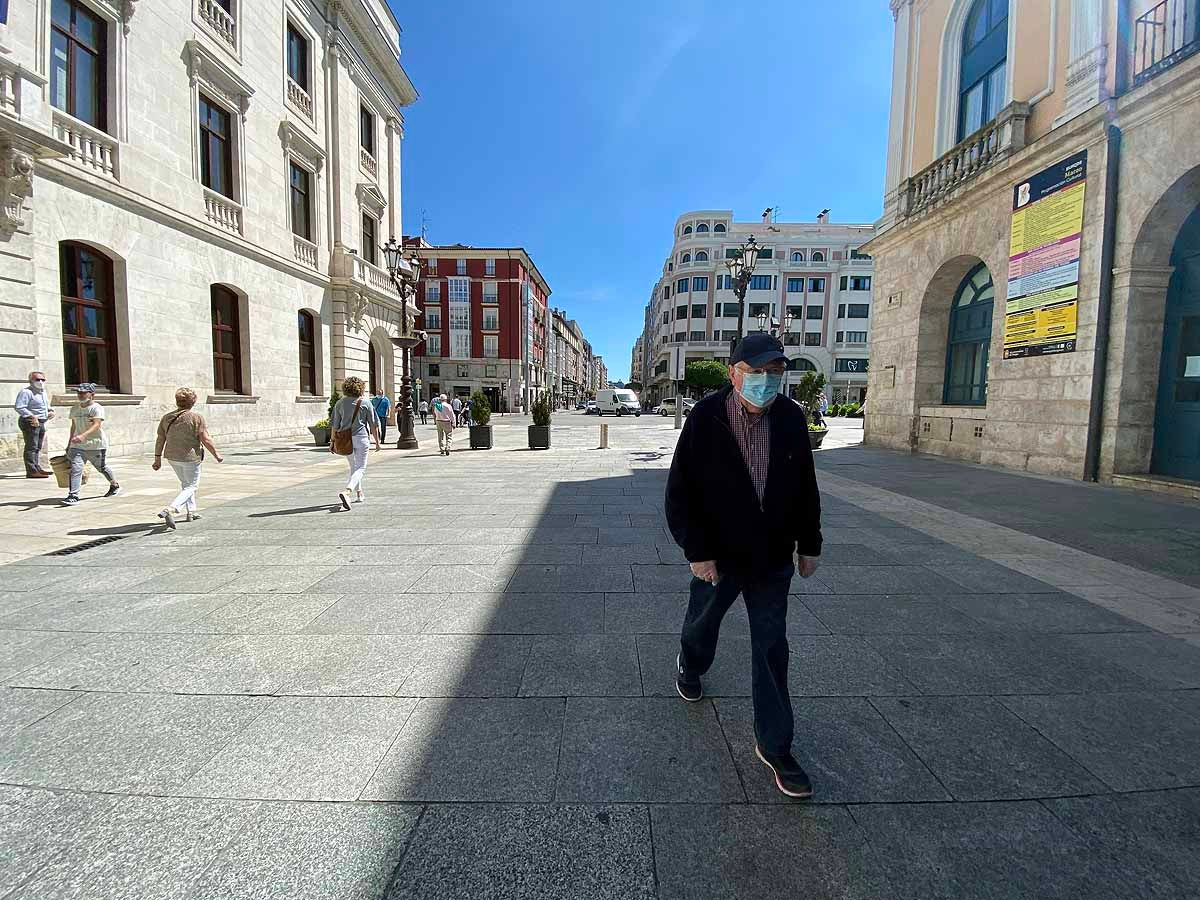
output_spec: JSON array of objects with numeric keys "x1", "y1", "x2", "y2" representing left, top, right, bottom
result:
[{"x1": 671, "y1": 346, "x2": 686, "y2": 381}]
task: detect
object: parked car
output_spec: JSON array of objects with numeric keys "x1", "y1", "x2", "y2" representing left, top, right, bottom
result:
[
  {"x1": 585, "y1": 400, "x2": 598, "y2": 414},
  {"x1": 658, "y1": 397, "x2": 695, "y2": 417},
  {"x1": 596, "y1": 388, "x2": 641, "y2": 417},
  {"x1": 576, "y1": 400, "x2": 587, "y2": 411}
]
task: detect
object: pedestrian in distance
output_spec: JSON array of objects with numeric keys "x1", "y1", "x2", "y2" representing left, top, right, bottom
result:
[
  {"x1": 14, "y1": 370, "x2": 54, "y2": 478},
  {"x1": 665, "y1": 332, "x2": 822, "y2": 800},
  {"x1": 418, "y1": 398, "x2": 429, "y2": 425},
  {"x1": 371, "y1": 390, "x2": 392, "y2": 445},
  {"x1": 330, "y1": 376, "x2": 381, "y2": 510},
  {"x1": 63, "y1": 383, "x2": 120, "y2": 505},
  {"x1": 153, "y1": 387, "x2": 223, "y2": 530},
  {"x1": 432, "y1": 393, "x2": 455, "y2": 456},
  {"x1": 451, "y1": 395, "x2": 463, "y2": 426},
  {"x1": 462, "y1": 398, "x2": 474, "y2": 427}
]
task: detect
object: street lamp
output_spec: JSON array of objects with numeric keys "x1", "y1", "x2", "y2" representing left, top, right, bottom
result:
[
  {"x1": 382, "y1": 236, "x2": 424, "y2": 450},
  {"x1": 726, "y1": 235, "x2": 762, "y2": 357}
]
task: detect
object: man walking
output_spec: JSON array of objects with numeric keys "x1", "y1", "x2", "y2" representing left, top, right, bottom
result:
[
  {"x1": 371, "y1": 391, "x2": 392, "y2": 445},
  {"x1": 665, "y1": 333, "x2": 822, "y2": 799},
  {"x1": 14, "y1": 371, "x2": 54, "y2": 478},
  {"x1": 433, "y1": 393, "x2": 455, "y2": 456},
  {"x1": 451, "y1": 395, "x2": 463, "y2": 426},
  {"x1": 63, "y1": 383, "x2": 120, "y2": 505},
  {"x1": 418, "y1": 398, "x2": 429, "y2": 425}
]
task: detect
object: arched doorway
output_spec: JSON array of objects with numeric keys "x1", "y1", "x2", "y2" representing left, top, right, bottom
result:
[{"x1": 1152, "y1": 204, "x2": 1200, "y2": 481}]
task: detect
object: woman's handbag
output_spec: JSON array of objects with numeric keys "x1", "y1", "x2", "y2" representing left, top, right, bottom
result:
[{"x1": 331, "y1": 398, "x2": 363, "y2": 456}]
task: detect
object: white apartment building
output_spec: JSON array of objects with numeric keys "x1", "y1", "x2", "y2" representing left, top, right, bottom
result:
[
  {"x1": 0, "y1": 0, "x2": 416, "y2": 465},
  {"x1": 630, "y1": 336, "x2": 644, "y2": 388},
  {"x1": 642, "y1": 210, "x2": 876, "y2": 406}
]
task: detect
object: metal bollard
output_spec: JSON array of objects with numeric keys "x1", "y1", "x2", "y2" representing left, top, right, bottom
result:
[{"x1": 599, "y1": 423, "x2": 609, "y2": 449}]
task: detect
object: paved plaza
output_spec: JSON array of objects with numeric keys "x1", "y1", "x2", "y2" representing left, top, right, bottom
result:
[{"x1": 1, "y1": 413, "x2": 1199, "y2": 899}]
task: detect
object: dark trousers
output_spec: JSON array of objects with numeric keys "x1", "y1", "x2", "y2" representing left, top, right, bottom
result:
[
  {"x1": 19, "y1": 418, "x2": 45, "y2": 474},
  {"x1": 680, "y1": 564, "x2": 794, "y2": 754},
  {"x1": 380, "y1": 421, "x2": 388, "y2": 445},
  {"x1": 419, "y1": 412, "x2": 428, "y2": 425}
]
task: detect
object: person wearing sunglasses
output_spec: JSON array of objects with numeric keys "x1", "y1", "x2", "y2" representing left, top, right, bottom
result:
[{"x1": 13, "y1": 371, "x2": 55, "y2": 478}]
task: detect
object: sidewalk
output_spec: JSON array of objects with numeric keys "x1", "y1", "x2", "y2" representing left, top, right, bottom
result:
[{"x1": 1, "y1": 418, "x2": 1198, "y2": 899}]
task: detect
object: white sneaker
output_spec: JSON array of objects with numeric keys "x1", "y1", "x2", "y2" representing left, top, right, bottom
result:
[
  {"x1": 338, "y1": 491, "x2": 351, "y2": 511},
  {"x1": 353, "y1": 493, "x2": 365, "y2": 504},
  {"x1": 161, "y1": 508, "x2": 177, "y2": 530}
]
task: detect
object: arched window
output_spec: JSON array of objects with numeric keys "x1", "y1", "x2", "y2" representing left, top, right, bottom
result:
[
  {"x1": 791, "y1": 251, "x2": 804, "y2": 263},
  {"x1": 298, "y1": 311, "x2": 317, "y2": 395},
  {"x1": 696, "y1": 223, "x2": 709, "y2": 233},
  {"x1": 695, "y1": 251, "x2": 708, "y2": 262},
  {"x1": 211, "y1": 285, "x2": 243, "y2": 393},
  {"x1": 714, "y1": 224, "x2": 726, "y2": 233},
  {"x1": 959, "y1": 0, "x2": 1008, "y2": 141},
  {"x1": 787, "y1": 357, "x2": 816, "y2": 371},
  {"x1": 683, "y1": 225, "x2": 693, "y2": 235},
  {"x1": 368, "y1": 340, "x2": 381, "y2": 395},
  {"x1": 811, "y1": 250, "x2": 825, "y2": 262},
  {"x1": 681, "y1": 253, "x2": 691, "y2": 263},
  {"x1": 60, "y1": 242, "x2": 119, "y2": 391},
  {"x1": 944, "y1": 262, "x2": 994, "y2": 405}
]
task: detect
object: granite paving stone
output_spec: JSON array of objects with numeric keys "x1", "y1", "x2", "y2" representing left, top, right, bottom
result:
[
  {"x1": 935, "y1": 559, "x2": 1064, "y2": 594},
  {"x1": 360, "y1": 698, "x2": 564, "y2": 801},
  {"x1": 814, "y1": 565, "x2": 967, "y2": 595},
  {"x1": 184, "y1": 592, "x2": 342, "y2": 634},
  {"x1": 637, "y1": 633, "x2": 755, "y2": 697},
  {"x1": 0, "y1": 692, "x2": 270, "y2": 792},
  {"x1": 804, "y1": 595, "x2": 988, "y2": 634},
  {"x1": 715, "y1": 697, "x2": 951, "y2": 804},
  {"x1": 0, "y1": 592, "x2": 235, "y2": 633},
  {"x1": 301, "y1": 593, "x2": 442, "y2": 634},
  {"x1": 631, "y1": 563, "x2": 694, "y2": 593},
  {"x1": 181, "y1": 697, "x2": 416, "y2": 800},
  {"x1": 0, "y1": 785, "x2": 113, "y2": 896},
  {"x1": 788, "y1": 635, "x2": 921, "y2": 696},
  {"x1": 386, "y1": 804, "x2": 656, "y2": 900},
  {"x1": 808, "y1": 543, "x2": 905, "y2": 566},
  {"x1": 143, "y1": 634, "x2": 321, "y2": 694},
  {"x1": 120, "y1": 565, "x2": 251, "y2": 594},
  {"x1": 9, "y1": 633, "x2": 223, "y2": 691},
  {"x1": 212, "y1": 564, "x2": 341, "y2": 594},
  {"x1": 0, "y1": 629, "x2": 89, "y2": 682},
  {"x1": 869, "y1": 696, "x2": 1107, "y2": 800},
  {"x1": 309, "y1": 564, "x2": 431, "y2": 594},
  {"x1": 0, "y1": 687, "x2": 83, "y2": 737},
  {"x1": 1065, "y1": 631, "x2": 1200, "y2": 688},
  {"x1": 555, "y1": 697, "x2": 744, "y2": 802},
  {"x1": 421, "y1": 591, "x2": 605, "y2": 634},
  {"x1": 396, "y1": 634, "x2": 532, "y2": 697},
  {"x1": 519, "y1": 634, "x2": 642, "y2": 696},
  {"x1": 409, "y1": 564, "x2": 515, "y2": 593},
  {"x1": 506, "y1": 564, "x2": 633, "y2": 593},
  {"x1": 652, "y1": 804, "x2": 892, "y2": 900},
  {"x1": 1000, "y1": 691, "x2": 1200, "y2": 791},
  {"x1": 944, "y1": 592, "x2": 1149, "y2": 633},
  {"x1": 279, "y1": 635, "x2": 426, "y2": 696}
]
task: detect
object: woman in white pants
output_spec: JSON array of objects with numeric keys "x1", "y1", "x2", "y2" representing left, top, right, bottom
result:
[
  {"x1": 330, "y1": 376, "x2": 381, "y2": 510},
  {"x1": 152, "y1": 388, "x2": 223, "y2": 529}
]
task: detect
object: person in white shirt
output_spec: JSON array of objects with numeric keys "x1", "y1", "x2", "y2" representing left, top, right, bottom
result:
[
  {"x1": 13, "y1": 371, "x2": 54, "y2": 478},
  {"x1": 63, "y1": 383, "x2": 119, "y2": 505}
]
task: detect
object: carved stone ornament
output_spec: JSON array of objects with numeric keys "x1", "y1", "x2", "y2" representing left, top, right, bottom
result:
[
  {"x1": 0, "y1": 146, "x2": 34, "y2": 236},
  {"x1": 348, "y1": 290, "x2": 368, "y2": 332},
  {"x1": 123, "y1": 0, "x2": 140, "y2": 33}
]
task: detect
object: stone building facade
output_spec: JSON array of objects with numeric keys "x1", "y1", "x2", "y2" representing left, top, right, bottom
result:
[
  {"x1": 0, "y1": 0, "x2": 417, "y2": 466},
  {"x1": 867, "y1": 0, "x2": 1200, "y2": 490}
]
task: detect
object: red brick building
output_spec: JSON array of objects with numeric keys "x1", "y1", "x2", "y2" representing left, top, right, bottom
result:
[{"x1": 403, "y1": 239, "x2": 550, "y2": 413}]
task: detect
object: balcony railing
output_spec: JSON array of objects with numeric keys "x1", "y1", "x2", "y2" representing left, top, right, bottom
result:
[
  {"x1": 900, "y1": 101, "x2": 1030, "y2": 219},
  {"x1": 1132, "y1": 0, "x2": 1199, "y2": 85},
  {"x1": 204, "y1": 188, "x2": 243, "y2": 234},
  {"x1": 293, "y1": 234, "x2": 318, "y2": 269},
  {"x1": 360, "y1": 147, "x2": 378, "y2": 179},
  {"x1": 198, "y1": 0, "x2": 237, "y2": 50},
  {"x1": 52, "y1": 112, "x2": 119, "y2": 180},
  {"x1": 286, "y1": 77, "x2": 313, "y2": 121},
  {"x1": 0, "y1": 60, "x2": 22, "y2": 117},
  {"x1": 352, "y1": 254, "x2": 394, "y2": 294}
]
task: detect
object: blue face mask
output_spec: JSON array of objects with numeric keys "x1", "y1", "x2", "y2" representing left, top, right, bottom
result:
[{"x1": 737, "y1": 372, "x2": 784, "y2": 408}]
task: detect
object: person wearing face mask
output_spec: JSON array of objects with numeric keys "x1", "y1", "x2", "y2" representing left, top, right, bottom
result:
[
  {"x1": 14, "y1": 371, "x2": 55, "y2": 478},
  {"x1": 665, "y1": 332, "x2": 823, "y2": 800}
]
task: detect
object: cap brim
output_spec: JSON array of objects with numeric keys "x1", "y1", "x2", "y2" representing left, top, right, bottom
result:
[{"x1": 742, "y1": 350, "x2": 788, "y2": 368}]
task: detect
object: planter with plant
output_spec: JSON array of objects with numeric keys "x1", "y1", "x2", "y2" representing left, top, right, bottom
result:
[
  {"x1": 790, "y1": 371, "x2": 830, "y2": 449},
  {"x1": 469, "y1": 391, "x2": 493, "y2": 450},
  {"x1": 528, "y1": 393, "x2": 552, "y2": 449},
  {"x1": 310, "y1": 388, "x2": 340, "y2": 445}
]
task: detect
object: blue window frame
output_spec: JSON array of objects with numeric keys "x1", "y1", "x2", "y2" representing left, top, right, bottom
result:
[
  {"x1": 692, "y1": 276, "x2": 709, "y2": 292},
  {"x1": 959, "y1": 0, "x2": 1008, "y2": 141},
  {"x1": 750, "y1": 274, "x2": 772, "y2": 291},
  {"x1": 944, "y1": 262, "x2": 994, "y2": 405},
  {"x1": 696, "y1": 223, "x2": 709, "y2": 233},
  {"x1": 719, "y1": 274, "x2": 732, "y2": 290},
  {"x1": 787, "y1": 278, "x2": 804, "y2": 293},
  {"x1": 677, "y1": 278, "x2": 689, "y2": 294},
  {"x1": 681, "y1": 253, "x2": 691, "y2": 263},
  {"x1": 695, "y1": 250, "x2": 708, "y2": 262}
]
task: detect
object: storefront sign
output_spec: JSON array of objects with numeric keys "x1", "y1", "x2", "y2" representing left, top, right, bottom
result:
[{"x1": 1004, "y1": 150, "x2": 1087, "y2": 359}]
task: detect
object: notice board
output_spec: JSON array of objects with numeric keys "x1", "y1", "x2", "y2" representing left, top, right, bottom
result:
[{"x1": 1004, "y1": 151, "x2": 1087, "y2": 359}]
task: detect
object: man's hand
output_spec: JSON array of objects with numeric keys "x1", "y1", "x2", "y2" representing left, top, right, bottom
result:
[
  {"x1": 69, "y1": 435, "x2": 83, "y2": 445},
  {"x1": 214, "y1": 454, "x2": 224, "y2": 463},
  {"x1": 798, "y1": 555, "x2": 820, "y2": 579},
  {"x1": 151, "y1": 459, "x2": 161, "y2": 471},
  {"x1": 690, "y1": 560, "x2": 719, "y2": 584},
  {"x1": 46, "y1": 410, "x2": 55, "y2": 421}
]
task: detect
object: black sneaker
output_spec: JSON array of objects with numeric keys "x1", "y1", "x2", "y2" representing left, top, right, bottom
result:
[
  {"x1": 755, "y1": 745, "x2": 814, "y2": 799},
  {"x1": 62, "y1": 494, "x2": 79, "y2": 506},
  {"x1": 104, "y1": 483, "x2": 121, "y2": 497},
  {"x1": 676, "y1": 654, "x2": 703, "y2": 702}
]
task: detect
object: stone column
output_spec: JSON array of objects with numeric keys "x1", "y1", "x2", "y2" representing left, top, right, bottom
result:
[
  {"x1": 386, "y1": 118, "x2": 399, "y2": 239},
  {"x1": 1057, "y1": 0, "x2": 1108, "y2": 125}
]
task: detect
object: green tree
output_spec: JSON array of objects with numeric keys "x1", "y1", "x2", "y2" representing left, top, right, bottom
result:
[
  {"x1": 791, "y1": 371, "x2": 827, "y2": 417},
  {"x1": 469, "y1": 390, "x2": 492, "y2": 426},
  {"x1": 684, "y1": 359, "x2": 729, "y2": 393}
]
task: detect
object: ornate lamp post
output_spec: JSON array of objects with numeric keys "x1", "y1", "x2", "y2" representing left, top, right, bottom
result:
[
  {"x1": 381, "y1": 236, "x2": 424, "y2": 450},
  {"x1": 726, "y1": 235, "x2": 762, "y2": 357}
]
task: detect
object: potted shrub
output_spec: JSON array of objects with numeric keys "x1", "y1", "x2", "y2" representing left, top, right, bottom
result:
[
  {"x1": 309, "y1": 388, "x2": 340, "y2": 446},
  {"x1": 528, "y1": 393, "x2": 552, "y2": 449},
  {"x1": 791, "y1": 371, "x2": 829, "y2": 449},
  {"x1": 469, "y1": 390, "x2": 493, "y2": 450}
]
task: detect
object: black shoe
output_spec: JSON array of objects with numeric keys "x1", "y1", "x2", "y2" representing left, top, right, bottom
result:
[
  {"x1": 62, "y1": 494, "x2": 79, "y2": 506},
  {"x1": 676, "y1": 654, "x2": 703, "y2": 702},
  {"x1": 755, "y1": 745, "x2": 814, "y2": 799},
  {"x1": 104, "y1": 483, "x2": 121, "y2": 497}
]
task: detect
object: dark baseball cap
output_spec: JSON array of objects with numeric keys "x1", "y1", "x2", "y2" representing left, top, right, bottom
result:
[{"x1": 730, "y1": 333, "x2": 788, "y2": 368}]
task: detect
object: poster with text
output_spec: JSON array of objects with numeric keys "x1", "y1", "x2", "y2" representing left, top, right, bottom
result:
[{"x1": 1004, "y1": 150, "x2": 1087, "y2": 359}]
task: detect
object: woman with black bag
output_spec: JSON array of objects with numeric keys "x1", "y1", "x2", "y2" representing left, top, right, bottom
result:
[{"x1": 330, "y1": 377, "x2": 381, "y2": 510}]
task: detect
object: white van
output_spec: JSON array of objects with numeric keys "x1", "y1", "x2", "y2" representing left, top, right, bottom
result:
[{"x1": 596, "y1": 388, "x2": 641, "y2": 416}]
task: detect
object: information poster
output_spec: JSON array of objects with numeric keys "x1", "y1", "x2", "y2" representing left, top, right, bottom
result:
[{"x1": 1004, "y1": 151, "x2": 1087, "y2": 359}]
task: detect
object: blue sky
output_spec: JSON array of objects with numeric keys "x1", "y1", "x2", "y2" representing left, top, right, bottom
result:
[{"x1": 391, "y1": 0, "x2": 895, "y2": 380}]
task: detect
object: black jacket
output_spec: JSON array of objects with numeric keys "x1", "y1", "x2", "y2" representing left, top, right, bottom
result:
[{"x1": 665, "y1": 386, "x2": 822, "y2": 573}]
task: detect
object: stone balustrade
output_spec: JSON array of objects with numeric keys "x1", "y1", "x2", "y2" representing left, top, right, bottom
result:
[
  {"x1": 199, "y1": 0, "x2": 237, "y2": 50},
  {"x1": 204, "y1": 188, "x2": 243, "y2": 234},
  {"x1": 293, "y1": 235, "x2": 318, "y2": 269},
  {"x1": 52, "y1": 112, "x2": 119, "y2": 180},
  {"x1": 359, "y1": 147, "x2": 378, "y2": 179},
  {"x1": 286, "y1": 77, "x2": 313, "y2": 121}
]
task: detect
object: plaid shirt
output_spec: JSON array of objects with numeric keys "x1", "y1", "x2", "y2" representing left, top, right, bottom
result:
[{"x1": 726, "y1": 391, "x2": 771, "y2": 507}]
